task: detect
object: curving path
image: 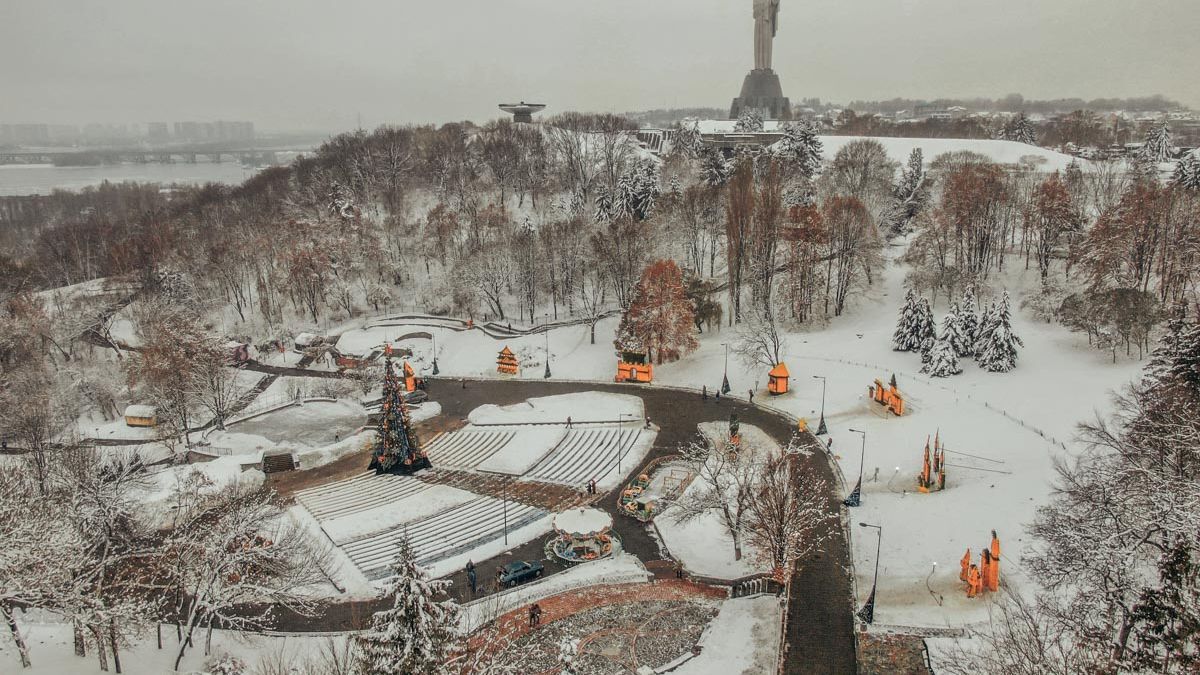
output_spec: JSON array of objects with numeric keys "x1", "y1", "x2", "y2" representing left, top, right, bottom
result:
[{"x1": 259, "y1": 378, "x2": 855, "y2": 675}]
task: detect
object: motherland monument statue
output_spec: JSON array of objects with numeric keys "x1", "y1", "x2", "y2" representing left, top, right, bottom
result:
[{"x1": 731, "y1": 0, "x2": 792, "y2": 121}]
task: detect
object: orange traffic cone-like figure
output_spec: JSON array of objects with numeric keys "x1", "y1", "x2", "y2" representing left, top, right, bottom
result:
[
  {"x1": 966, "y1": 564, "x2": 982, "y2": 598},
  {"x1": 980, "y1": 549, "x2": 993, "y2": 594},
  {"x1": 987, "y1": 531, "x2": 1001, "y2": 592},
  {"x1": 402, "y1": 361, "x2": 417, "y2": 392},
  {"x1": 960, "y1": 548, "x2": 972, "y2": 581}
]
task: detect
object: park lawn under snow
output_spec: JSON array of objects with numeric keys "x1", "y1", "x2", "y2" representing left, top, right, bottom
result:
[
  {"x1": 0, "y1": 611, "x2": 341, "y2": 674},
  {"x1": 671, "y1": 595, "x2": 785, "y2": 675},
  {"x1": 468, "y1": 392, "x2": 643, "y2": 425},
  {"x1": 654, "y1": 422, "x2": 777, "y2": 580},
  {"x1": 650, "y1": 245, "x2": 1143, "y2": 627},
  {"x1": 319, "y1": 483, "x2": 477, "y2": 545},
  {"x1": 473, "y1": 426, "x2": 567, "y2": 475}
]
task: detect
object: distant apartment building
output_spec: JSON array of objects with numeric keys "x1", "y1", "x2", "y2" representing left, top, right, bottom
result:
[
  {"x1": 173, "y1": 120, "x2": 255, "y2": 142},
  {"x1": 0, "y1": 123, "x2": 50, "y2": 145},
  {"x1": 147, "y1": 122, "x2": 170, "y2": 142}
]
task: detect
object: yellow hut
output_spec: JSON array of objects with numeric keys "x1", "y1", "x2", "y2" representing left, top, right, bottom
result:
[
  {"x1": 124, "y1": 404, "x2": 157, "y2": 428},
  {"x1": 497, "y1": 346, "x2": 519, "y2": 375},
  {"x1": 767, "y1": 363, "x2": 790, "y2": 395},
  {"x1": 615, "y1": 349, "x2": 653, "y2": 383}
]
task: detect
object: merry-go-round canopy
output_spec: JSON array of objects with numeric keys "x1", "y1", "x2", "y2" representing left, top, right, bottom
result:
[{"x1": 553, "y1": 507, "x2": 613, "y2": 538}]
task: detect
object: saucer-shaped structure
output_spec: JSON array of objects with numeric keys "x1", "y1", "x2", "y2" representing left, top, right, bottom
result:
[
  {"x1": 550, "y1": 508, "x2": 615, "y2": 564},
  {"x1": 499, "y1": 102, "x2": 546, "y2": 123}
]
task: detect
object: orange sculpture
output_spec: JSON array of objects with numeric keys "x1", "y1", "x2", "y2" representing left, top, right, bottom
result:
[
  {"x1": 615, "y1": 349, "x2": 653, "y2": 383},
  {"x1": 959, "y1": 548, "x2": 972, "y2": 582},
  {"x1": 402, "y1": 361, "x2": 418, "y2": 392},
  {"x1": 961, "y1": 531, "x2": 1002, "y2": 597},
  {"x1": 767, "y1": 362, "x2": 790, "y2": 395},
  {"x1": 497, "y1": 346, "x2": 519, "y2": 375},
  {"x1": 917, "y1": 432, "x2": 947, "y2": 493},
  {"x1": 966, "y1": 564, "x2": 982, "y2": 598},
  {"x1": 987, "y1": 530, "x2": 1001, "y2": 592},
  {"x1": 868, "y1": 375, "x2": 905, "y2": 416}
]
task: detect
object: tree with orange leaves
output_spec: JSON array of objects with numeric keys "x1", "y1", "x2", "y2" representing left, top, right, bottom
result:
[{"x1": 615, "y1": 259, "x2": 697, "y2": 364}]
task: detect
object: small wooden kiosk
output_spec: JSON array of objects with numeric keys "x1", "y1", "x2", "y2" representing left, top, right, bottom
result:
[
  {"x1": 767, "y1": 362, "x2": 790, "y2": 395},
  {"x1": 124, "y1": 404, "x2": 157, "y2": 428},
  {"x1": 496, "y1": 346, "x2": 519, "y2": 375},
  {"x1": 615, "y1": 349, "x2": 653, "y2": 383}
]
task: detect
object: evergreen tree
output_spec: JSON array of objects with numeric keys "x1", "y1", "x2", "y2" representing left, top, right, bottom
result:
[
  {"x1": 1126, "y1": 541, "x2": 1200, "y2": 672},
  {"x1": 369, "y1": 358, "x2": 430, "y2": 474},
  {"x1": 891, "y1": 290, "x2": 923, "y2": 351},
  {"x1": 701, "y1": 148, "x2": 733, "y2": 187},
  {"x1": 916, "y1": 297, "x2": 937, "y2": 363},
  {"x1": 921, "y1": 332, "x2": 962, "y2": 377},
  {"x1": 1140, "y1": 120, "x2": 1173, "y2": 164},
  {"x1": 355, "y1": 534, "x2": 461, "y2": 675},
  {"x1": 1006, "y1": 113, "x2": 1038, "y2": 146},
  {"x1": 976, "y1": 291, "x2": 1024, "y2": 372},
  {"x1": 774, "y1": 119, "x2": 823, "y2": 179},
  {"x1": 942, "y1": 302, "x2": 974, "y2": 358},
  {"x1": 887, "y1": 147, "x2": 927, "y2": 234},
  {"x1": 1171, "y1": 153, "x2": 1200, "y2": 190},
  {"x1": 734, "y1": 109, "x2": 765, "y2": 133},
  {"x1": 960, "y1": 285, "x2": 982, "y2": 352}
]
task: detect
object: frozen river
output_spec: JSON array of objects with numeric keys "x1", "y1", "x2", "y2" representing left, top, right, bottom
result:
[{"x1": 0, "y1": 160, "x2": 265, "y2": 196}]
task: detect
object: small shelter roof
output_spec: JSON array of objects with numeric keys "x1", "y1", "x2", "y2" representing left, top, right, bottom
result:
[
  {"x1": 499, "y1": 346, "x2": 514, "y2": 356},
  {"x1": 125, "y1": 404, "x2": 156, "y2": 418},
  {"x1": 768, "y1": 362, "x2": 790, "y2": 378}
]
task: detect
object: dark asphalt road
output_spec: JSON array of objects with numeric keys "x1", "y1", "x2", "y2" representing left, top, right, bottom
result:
[{"x1": 263, "y1": 377, "x2": 856, "y2": 675}]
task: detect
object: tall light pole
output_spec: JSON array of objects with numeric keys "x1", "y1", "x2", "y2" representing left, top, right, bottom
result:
[
  {"x1": 431, "y1": 333, "x2": 439, "y2": 376},
  {"x1": 543, "y1": 331, "x2": 551, "y2": 379},
  {"x1": 811, "y1": 375, "x2": 827, "y2": 435},
  {"x1": 615, "y1": 413, "x2": 631, "y2": 476},
  {"x1": 720, "y1": 343, "x2": 731, "y2": 394},
  {"x1": 843, "y1": 428, "x2": 866, "y2": 507},
  {"x1": 502, "y1": 476, "x2": 509, "y2": 545},
  {"x1": 857, "y1": 522, "x2": 882, "y2": 624}
]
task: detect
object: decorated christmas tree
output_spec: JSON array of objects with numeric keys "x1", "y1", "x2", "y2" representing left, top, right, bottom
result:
[
  {"x1": 355, "y1": 533, "x2": 459, "y2": 674},
  {"x1": 368, "y1": 358, "x2": 431, "y2": 475}
]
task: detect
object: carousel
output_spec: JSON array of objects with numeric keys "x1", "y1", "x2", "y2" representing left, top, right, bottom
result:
[{"x1": 549, "y1": 508, "x2": 617, "y2": 564}]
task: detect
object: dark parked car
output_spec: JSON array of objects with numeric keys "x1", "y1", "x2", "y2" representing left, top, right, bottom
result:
[
  {"x1": 497, "y1": 560, "x2": 544, "y2": 588},
  {"x1": 403, "y1": 390, "x2": 429, "y2": 405}
]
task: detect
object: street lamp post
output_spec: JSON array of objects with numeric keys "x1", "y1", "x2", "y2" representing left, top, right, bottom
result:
[
  {"x1": 502, "y1": 477, "x2": 509, "y2": 545},
  {"x1": 720, "y1": 343, "x2": 731, "y2": 394},
  {"x1": 615, "y1": 413, "x2": 631, "y2": 476},
  {"x1": 857, "y1": 522, "x2": 882, "y2": 624},
  {"x1": 431, "y1": 333, "x2": 439, "y2": 376},
  {"x1": 843, "y1": 428, "x2": 867, "y2": 507},
  {"x1": 812, "y1": 375, "x2": 827, "y2": 435},
  {"x1": 543, "y1": 331, "x2": 552, "y2": 379}
]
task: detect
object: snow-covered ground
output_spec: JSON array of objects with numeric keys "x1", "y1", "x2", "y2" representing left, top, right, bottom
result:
[
  {"x1": 319, "y1": 484, "x2": 476, "y2": 544},
  {"x1": 0, "y1": 612, "x2": 343, "y2": 674},
  {"x1": 654, "y1": 422, "x2": 778, "y2": 579},
  {"x1": 671, "y1": 595, "x2": 785, "y2": 675},
  {"x1": 469, "y1": 391, "x2": 643, "y2": 425}
]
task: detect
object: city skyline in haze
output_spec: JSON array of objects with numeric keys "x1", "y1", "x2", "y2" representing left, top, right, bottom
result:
[{"x1": 3, "y1": 0, "x2": 1198, "y2": 132}]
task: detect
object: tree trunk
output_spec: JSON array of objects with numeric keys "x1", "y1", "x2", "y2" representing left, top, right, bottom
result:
[
  {"x1": 109, "y1": 618, "x2": 122, "y2": 673},
  {"x1": 92, "y1": 625, "x2": 109, "y2": 671},
  {"x1": 2, "y1": 603, "x2": 31, "y2": 668},
  {"x1": 74, "y1": 619, "x2": 86, "y2": 658}
]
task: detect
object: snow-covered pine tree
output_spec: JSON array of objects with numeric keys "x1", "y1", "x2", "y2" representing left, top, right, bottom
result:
[
  {"x1": 355, "y1": 534, "x2": 461, "y2": 675},
  {"x1": 774, "y1": 119, "x2": 823, "y2": 179},
  {"x1": 942, "y1": 302, "x2": 974, "y2": 358},
  {"x1": 891, "y1": 290, "x2": 922, "y2": 351},
  {"x1": 734, "y1": 108, "x2": 765, "y2": 133},
  {"x1": 1007, "y1": 113, "x2": 1038, "y2": 146},
  {"x1": 975, "y1": 300, "x2": 997, "y2": 358},
  {"x1": 921, "y1": 331, "x2": 962, "y2": 377},
  {"x1": 1145, "y1": 308, "x2": 1200, "y2": 394},
  {"x1": 887, "y1": 147, "x2": 927, "y2": 234},
  {"x1": 959, "y1": 285, "x2": 982, "y2": 350},
  {"x1": 1171, "y1": 152, "x2": 1200, "y2": 191},
  {"x1": 701, "y1": 148, "x2": 733, "y2": 187},
  {"x1": 1140, "y1": 120, "x2": 1173, "y2": 164},
  {"x1": 673, "y1": 120, "x2": 704, "y2": 159},
  {"x1": 916, "y1": 297, "x2": 937, "y2": 363},
  {"x1": 976, "y1": 291, "x2": 1024, "y2": 372}
]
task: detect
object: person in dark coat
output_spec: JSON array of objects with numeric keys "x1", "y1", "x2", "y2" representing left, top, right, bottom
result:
[
  {"x1": 466, "y1": 560, "x2": 477, "y2": 595},
  {"x1": 702, "y1": 385, "x2": 708, "y2": 400}
]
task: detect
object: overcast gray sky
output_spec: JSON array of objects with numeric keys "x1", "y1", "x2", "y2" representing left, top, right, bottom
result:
[{"x1": 2, "y1": 0, "x2": 1198, "y2": 131}]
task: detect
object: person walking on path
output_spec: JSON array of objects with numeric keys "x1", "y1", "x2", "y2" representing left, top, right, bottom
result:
[
  {"x1": 702, "y1": 385, "x2": 708, "y2": 401},
  {"x1": 715, "y1": 390, "x2": 721, "y2": 402},
  {"x1": 466, "y1": 560, "x2": 477, "y2": 596},
  {"x1": 674, "y1": 561, "x2": 684, "y2": 579},
  {"x1": 461, "y1": 378, "x2": 467, "y2": 389},
  {"x1": 529, "y1": 603, "x2": 543, "y2": 628},
  {"x1": 748, "y1": 389, "x2": 754, "y2": 404},
  {"x1": 566, "y1": 416, "x2": 572, "y2": 428}
]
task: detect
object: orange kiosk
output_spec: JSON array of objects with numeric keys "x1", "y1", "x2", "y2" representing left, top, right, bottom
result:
[
  {"x1": 869, "y1": 375, "x2": 905, "y2": 416},
  {"x1": 767, "y1": 363, "x2": 790, "y2": 395},
  {"x1": 615, "y1": 349, "x2": 653, "y2": 383},
  {"x1": 496, "y1": 346, "x2": 519, "y2": 375}
]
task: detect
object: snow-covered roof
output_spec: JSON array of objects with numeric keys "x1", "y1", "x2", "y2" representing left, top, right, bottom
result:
[
  {"x1": 294, "y1": 332, "x2": 319, "y2": 345},
  {"x1": 124, "y1": 404, "x2": 156, "y2": 418},
  {"x1": 554, "y1": 507, "x2": 613, "y2": 536}
]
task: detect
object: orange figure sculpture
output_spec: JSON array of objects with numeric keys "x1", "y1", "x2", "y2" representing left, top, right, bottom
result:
[
  {"x1": 497, "y1": 346, "x2": 519, "y2": 375},
  {"x1": 868, "y1": 375, "x2": 905, "y2": 416},
  {"x1": 987, "y1": 531, "x2": 1001, "y2": 592},
  {"x1": 918, "y1": 437, "x2": 933, "y2": 492},
  {"x1": 402, "y1": 361, "x2": 417, "y2": 392},
  {"x1": 980, "y1": 549, "x2": 994, "y2": 595},
  {"x1": 767, "y1": 363, "x2": 790, "y2": 395},
  {"x1": 966, "y1": 564, "x2": 982, "y2": 598},
  {"x1": 960, "y1": 548, "x2": 972, "y2": 582}
]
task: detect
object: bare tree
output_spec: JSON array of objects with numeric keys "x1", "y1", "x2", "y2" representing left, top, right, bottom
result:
[
  {"x1": 670, "y1": 429, "x2": 764, "y2": 561},
  {"x1": 733, "y1": 307, "x2": 784, "y2": 370},
  {"x1": 744, "y1": 446, "x2": 834, "y2": 576}
]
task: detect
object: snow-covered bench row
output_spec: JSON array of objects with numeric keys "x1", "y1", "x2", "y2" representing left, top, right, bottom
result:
[
  {"x1": 527, "y1": 426, "x2": 642, "y2": 486},
  {"x1": 423, "y1": 429, "x2": 516, "y2": 469},
  {"x1": 294, "y1": 471, "x2": 431, "y2": 520},
  {"x1": 339, "y1": 496, "x2": 546, "y2": 580}
]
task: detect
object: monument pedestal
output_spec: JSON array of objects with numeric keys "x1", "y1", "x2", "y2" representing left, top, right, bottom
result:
[{"x1": 730, "y1": 69, "x2": 792, "y2": 121}]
